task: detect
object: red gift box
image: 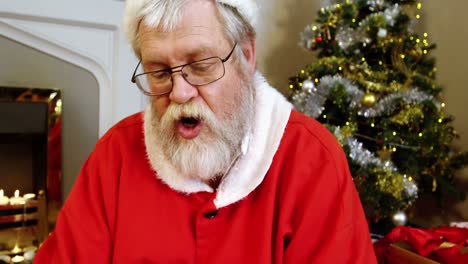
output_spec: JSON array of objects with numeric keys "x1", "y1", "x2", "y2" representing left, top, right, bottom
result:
[{"x1": 374, "y1": 226, "x2": 468, "y2": 264}]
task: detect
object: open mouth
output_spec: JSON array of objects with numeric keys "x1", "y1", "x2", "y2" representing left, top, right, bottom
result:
[
  {"x1": 180, "y1": 116, "x2": 201, "y2": 128},
  {"x1": 176, "y1": 115, "x2": 203, "y2": 139}
]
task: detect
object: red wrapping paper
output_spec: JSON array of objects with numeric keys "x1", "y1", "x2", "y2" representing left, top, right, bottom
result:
[{"x1": 374, "y1": 226, "x2": 468, "y2": 264}]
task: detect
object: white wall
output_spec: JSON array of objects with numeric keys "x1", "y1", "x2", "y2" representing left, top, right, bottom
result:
[
  {"x1": 0, "y1": 0, "x2": 142, "y2": 198},
  {"x1": 1, "y1": 0, "x2": 142, "y2": 134}
]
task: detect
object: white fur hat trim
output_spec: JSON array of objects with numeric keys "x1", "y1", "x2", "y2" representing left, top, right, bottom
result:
[
  {"x1": 217, "y1": 0, "x2": 258, "y2": 27},
  {"x1": 123, "y1": 0, "x2": 258, "y2": 43}
]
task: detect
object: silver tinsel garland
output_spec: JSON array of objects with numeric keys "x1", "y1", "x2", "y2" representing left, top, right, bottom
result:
[
  {"x1": 300, "y1": 24, "x2": 320, "y2": 50},
  {"x1": 291, "y1": 86, "x2": 325, "y2": 118},
  {"x1": 344, "y1": 134, "x2": 397, "y2": 172},
  {"x1": 291, "y1": 75, "x2": 364, "y2": 118},
  {"x1": 319, "y1": 75, "x2": 364, "y2": 107},
  {"x1": 359, "y1": 4, "x2": 401, "y2": 28},
  {"x1": 402, "y1": 175, "x2": 418, "y2": 198},
  {"x1": 291, "y1": 74, "x2": 439, "y2": 119},
  {"x1": 358, "y1": 89, "x2": 440, "y2": 118},
  {"x1": 335, "y1": 26, "x2": 371, "y2": 49},
  {"x1": 333, "y1": 126, "x2": 418, "y2": 200}
]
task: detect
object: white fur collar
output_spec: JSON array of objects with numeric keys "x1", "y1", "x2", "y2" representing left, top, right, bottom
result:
[{"x1": 143, "y1": 71, "x2": 292, "y2": 208}]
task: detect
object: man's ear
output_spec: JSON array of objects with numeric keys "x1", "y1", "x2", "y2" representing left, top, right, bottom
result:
[{"x1": 240, "y1": 39, "x2": 256, "y2": 75}]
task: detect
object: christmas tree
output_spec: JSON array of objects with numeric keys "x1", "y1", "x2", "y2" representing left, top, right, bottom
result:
[{"x1": 289, "y1": 0, "x2": 468, "y2": 223}]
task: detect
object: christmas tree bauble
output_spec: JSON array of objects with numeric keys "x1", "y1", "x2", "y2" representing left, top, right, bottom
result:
[
  {"x1": 392, "y1": 211, "x2": 407, "y2": 226},
  {"x1": 362, "y1": 93, "x2": 377, "y2": 107},
  {"x1": 302, "y1": 79, "x2": 315, "y2": 91}
]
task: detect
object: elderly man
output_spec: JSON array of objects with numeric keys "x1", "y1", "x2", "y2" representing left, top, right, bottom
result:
[{"x1": 35, "y1": 0, "x2": 377, "y2": 263}]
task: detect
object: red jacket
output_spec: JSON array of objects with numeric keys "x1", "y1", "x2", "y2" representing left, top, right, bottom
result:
[{"x1": 35, "y1": 75, "x2": 376, "y2": 263}]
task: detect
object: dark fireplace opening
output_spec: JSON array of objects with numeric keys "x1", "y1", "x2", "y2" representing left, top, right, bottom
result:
[
  {"x1": 0, "y1": 102, "x2": 48, "y2": 197},
  {"x1": 0, "y1": 134, "x2": 47, "y2": 196}
]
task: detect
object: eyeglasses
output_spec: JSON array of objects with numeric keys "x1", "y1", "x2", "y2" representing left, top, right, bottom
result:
[{"x1": 131, "y1": 43, "x2": 237, "y2": 96}]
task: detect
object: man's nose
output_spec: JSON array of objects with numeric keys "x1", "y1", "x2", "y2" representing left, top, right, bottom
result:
[{"x1": 169, "y1": 73, "x2": 198, "y2": 104}]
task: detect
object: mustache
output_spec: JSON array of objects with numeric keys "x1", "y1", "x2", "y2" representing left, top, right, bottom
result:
[{"x1": 158, "y1": 101, "x2": 217, "y2": 129}]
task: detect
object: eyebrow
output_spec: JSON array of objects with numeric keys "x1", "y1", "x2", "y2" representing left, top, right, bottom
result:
[
  {"x1": 185, "y1": 46, "x2": 215, "y2": 59},
  {"x1": 143, "y1": 45, "x2": 218, "y2": 68}
]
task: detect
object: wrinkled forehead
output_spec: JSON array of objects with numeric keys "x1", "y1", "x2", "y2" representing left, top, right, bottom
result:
[
  {"x1": 139, "y1": 0, "x2": 223, "y2": 35},
  {"x1": 137, "y1": 10, "x2": 229, "y2": 62}
]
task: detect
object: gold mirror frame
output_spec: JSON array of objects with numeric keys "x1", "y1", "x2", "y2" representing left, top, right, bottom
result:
[{"x1": 0, "y1": 86, "x2": 62, "y2": 250}]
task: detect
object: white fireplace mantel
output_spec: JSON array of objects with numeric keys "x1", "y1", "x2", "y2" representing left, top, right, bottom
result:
[{"x1": 0, "y1": 0, "x2": 142, "y2": 136}]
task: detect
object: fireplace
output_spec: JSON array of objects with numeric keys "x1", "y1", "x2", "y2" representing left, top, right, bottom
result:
[
  {"x1": 0, "y1": 86, "x2": 62, "y2": 256},
  {"x1": 0, "y1": 101, "x2": 48, "y2": 196}
]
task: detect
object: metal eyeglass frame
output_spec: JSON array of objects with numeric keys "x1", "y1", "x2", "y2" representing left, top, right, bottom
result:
[{"x1": 131, "y1": 43, "x2": 237, "y2": 96}]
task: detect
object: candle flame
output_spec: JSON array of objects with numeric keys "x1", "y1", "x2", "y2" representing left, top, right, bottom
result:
[
  {"x1": 14, "y1": 189, "x2": 19, "y2": 198},
  {"x1": 0, "y1": 189, "x2": 3, "y2": 197},
  {"x1": 12, "y1": 244, "x2": 21, "y2": 254}
]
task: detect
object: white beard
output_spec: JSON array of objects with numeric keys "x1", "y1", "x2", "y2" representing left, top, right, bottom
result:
[{"x1": 145, "y1": 78, "x2": 255, "y2": 184}]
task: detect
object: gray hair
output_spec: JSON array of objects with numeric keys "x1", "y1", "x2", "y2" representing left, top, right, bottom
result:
[{"x1": 129, "y1": 0, "x2": 256, "y2": 60}]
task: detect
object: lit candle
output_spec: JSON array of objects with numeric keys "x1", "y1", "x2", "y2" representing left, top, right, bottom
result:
[
  {"x1": 0, "y1": 189, "x2": 9, "y2": 206},
  {"x1": 9, "y1": 190, "x2": 25, "y2": 205},
  {"x1": 11, "y1": 244, "x2": 21, "y2": 254},
  {"x1": 11, "y1": 255, "x2": 24, "y2": 263},
  {"x1": 23, "y1": 193, "x2": 36, "y2": 200}
]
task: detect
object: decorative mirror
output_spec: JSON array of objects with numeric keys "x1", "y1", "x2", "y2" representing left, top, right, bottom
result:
[{"x1": 0, "y1": 86, "x2": 62, "y2": 258}]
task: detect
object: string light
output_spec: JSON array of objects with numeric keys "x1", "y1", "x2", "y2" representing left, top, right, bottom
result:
[
  {"x1": 371, "y1": 123, "x2": 375, "y2": 127},
  {"x1": 417, "y1": 2, "x2": 422, "y2": 10},
  {"x1": 314, "y1": 78, "x2": 319, "y2": 83},
  {"x1": 423, "y1": 32, "x2": 428, "y2": 38},
  {"x1": 289, "y1": 84, "x2": 294, "y2": 89},
  {"x1": 393, "y1": 131, "x2": 397, "y2": 136},
  {"x1": 419, "y1": 133, "x2": 423, "y2": 137},
  {"x1": 416, "y1": 14, "x2": 421, "y2": 19},
  {"x1": 441, "y1": 103, "x2": 446, "y2": 108},
  {"x1": 312, "y1": 25, "x2": 318, "y2": 31}
]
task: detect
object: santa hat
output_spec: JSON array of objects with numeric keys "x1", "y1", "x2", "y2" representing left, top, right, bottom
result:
[{"x1": 123, "y1": 0, "x2": 258, "y2": 43}]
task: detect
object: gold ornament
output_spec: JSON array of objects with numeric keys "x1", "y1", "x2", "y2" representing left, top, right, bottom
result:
[{"x1": 362, "y1": 93, "x2": 377, "y2": 107}]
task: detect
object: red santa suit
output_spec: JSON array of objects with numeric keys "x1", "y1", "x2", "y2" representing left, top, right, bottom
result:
[{"x1": 34, "y1": 72, "x2": 377, "y2": 263}]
